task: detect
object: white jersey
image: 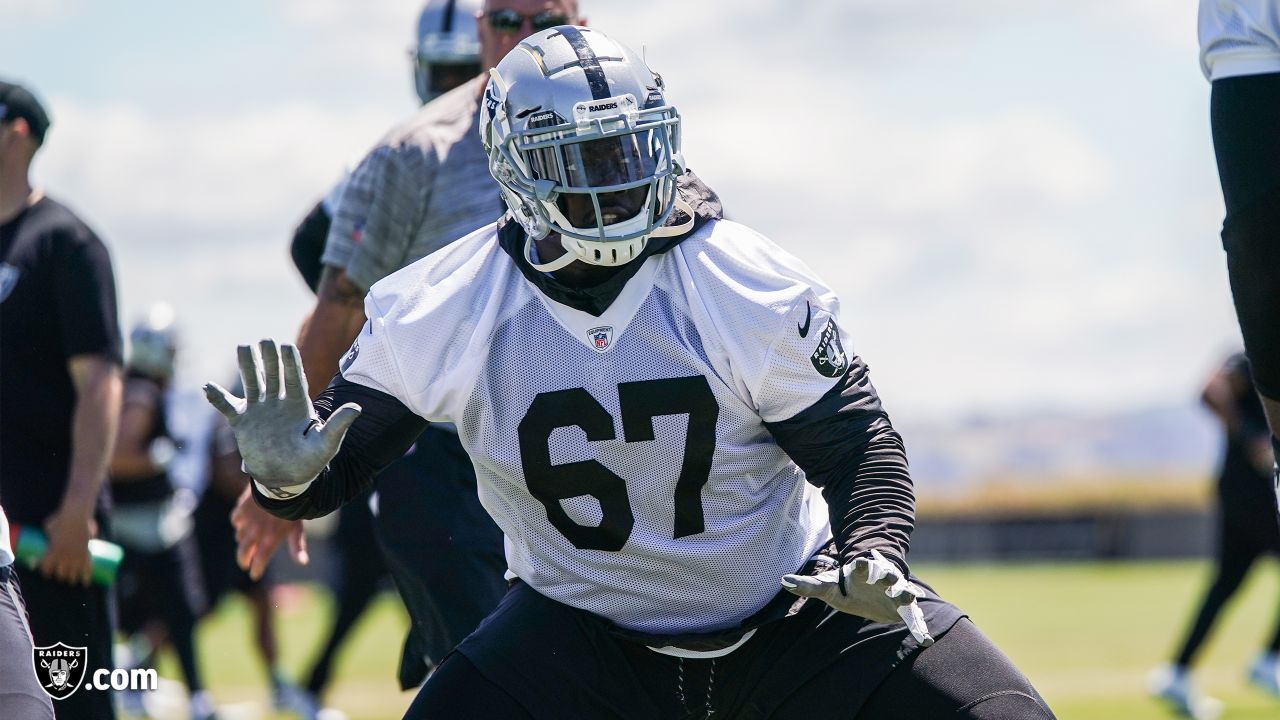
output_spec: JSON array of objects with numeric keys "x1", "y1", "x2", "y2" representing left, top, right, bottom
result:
[
  {"x1": 1200, "y1": 0, "x2": 1280, "y2": 81},
  {"x1": 342, "y1": 219, "x2": 841, "y2": 634}
]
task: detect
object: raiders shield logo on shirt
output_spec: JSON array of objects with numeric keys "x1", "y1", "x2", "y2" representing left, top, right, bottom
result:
[
  {"x1": 0, "y1": 262, "x2": 20, "y2": 303},
  {"x1": 33, "y1": 642, "x2": 87, "y2": 700},
  {"x1": 810, "y1": 319, "x2": 847, "y2": 378}
]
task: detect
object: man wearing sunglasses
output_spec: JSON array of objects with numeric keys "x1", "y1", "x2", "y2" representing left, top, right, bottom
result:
[
  {"x1": 232, "y1": 0, "x2": 588, "y2": 708},
  {"x1": 482, "y1": 5, "x2": 575, "y2": 42}
]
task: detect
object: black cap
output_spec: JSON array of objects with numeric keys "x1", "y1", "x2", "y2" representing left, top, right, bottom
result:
[{"x1": 0, "y1": 81, "x2": 51, "y2": 146}]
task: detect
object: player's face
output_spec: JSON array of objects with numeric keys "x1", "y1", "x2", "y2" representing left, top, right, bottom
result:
[
  {"x1": 553, "y1": 133, "x2": 655, "y2": 229},
  {"x1": 478, "y1": 0, "x2": 580, "y2": 71}
]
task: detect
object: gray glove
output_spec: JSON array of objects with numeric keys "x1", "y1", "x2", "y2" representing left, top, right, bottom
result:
[
  {"x1": 203, "y1": 339, "x2": 361, "y2": 491},
  {"x1": 782, "y1": 549, "x2": 934, "y2": 647}
]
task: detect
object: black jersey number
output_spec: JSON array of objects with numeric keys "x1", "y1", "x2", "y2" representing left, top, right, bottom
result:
[{"x1": 517, "y1": 376, "x2": 719, "y2": 551}]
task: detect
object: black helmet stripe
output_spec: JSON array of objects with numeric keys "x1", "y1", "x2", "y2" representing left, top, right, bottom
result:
[
  {"x1": 441, "y1": 0, "x2": 456, "y2": 32},
  {"x1": 557, "y1": 26, "x2": 611, "y2": 100}
]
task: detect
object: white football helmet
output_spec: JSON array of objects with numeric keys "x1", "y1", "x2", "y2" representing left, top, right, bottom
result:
[
  {"x1": 127, "y1": 303, "x2": 178, "y2": 381},
  {"x1": 480, "y1": 26, "x2": 693, "y2": 271},
  {"x1": 413, "y1": 0, "x2": 481, "y2": 104}
]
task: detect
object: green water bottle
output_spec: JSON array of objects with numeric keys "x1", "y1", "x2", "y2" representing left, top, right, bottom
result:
[{"x1": 8, "y1": 523, "x2": 124, "y2": 586}]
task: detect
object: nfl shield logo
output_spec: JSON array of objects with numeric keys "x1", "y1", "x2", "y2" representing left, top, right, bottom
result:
[
  {"x1": 33, "y1": 642, "x2": 88, "y2": 700},
  {"x1": 587, "y1": 326, "x2": 614, "y2": 353}
]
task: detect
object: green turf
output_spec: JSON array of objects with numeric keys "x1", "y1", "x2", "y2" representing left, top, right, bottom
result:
[
  {"x1": 163, "y1": 585, "x2": 412, "y2": 720},
  {"x1": 157, "y1": 560, "x2": 1280, "y2": 719},
  {"x1": 919, "y1": 560, "x2": 1280, "y2": 720}
]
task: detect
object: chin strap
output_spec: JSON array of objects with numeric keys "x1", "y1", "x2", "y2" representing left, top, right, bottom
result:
[
  {"x1": 649, "y1": 197, "x2": 696, "y2": 238},
  {"x1": 523, "y1": 234, "x2": 580, "y2": 272},
  {"x1": 524, "y1": 197, "x2": 698, "y2": 272}
]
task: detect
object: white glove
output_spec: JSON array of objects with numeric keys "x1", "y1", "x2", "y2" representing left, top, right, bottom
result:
[
  {"x1": 203, "y1": 340, "x2": 361, "y2": 492},
  {"x1": 781, "y1": 549, "x2": 934, "y2": 647}
]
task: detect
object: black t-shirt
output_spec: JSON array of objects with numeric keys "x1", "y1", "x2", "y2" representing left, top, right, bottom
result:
[{"x1": 0, "y1": 196, "x2": 121, "y2": 525}]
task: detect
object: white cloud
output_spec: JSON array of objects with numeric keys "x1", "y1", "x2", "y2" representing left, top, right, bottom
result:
[
  {"x1": 37, "y1": 98, "x2": 388, "y2": 233},
  {"x1": 272, "y1": 0, "x2": 424, "y2": 82},
  {"x1": 0, "y1": 0, "x2": 79, "y2": 23},
  {"x1": 31, "y1": 97, "x2": 395, "y2": 385}
]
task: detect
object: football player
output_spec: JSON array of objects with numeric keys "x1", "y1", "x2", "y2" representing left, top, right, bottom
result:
[
  {"x1": 1199, "y1": 1, "x2": 1280, "y2": 496},
  {"x1": 1151, "y1": 352, "x2": 1280, "y2": 718},
  {"x1": 209, "y1": 27, "x2": 1055, "y2": 719}
]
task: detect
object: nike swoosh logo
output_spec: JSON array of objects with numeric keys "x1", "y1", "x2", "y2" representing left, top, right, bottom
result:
[{"x1": 797, "y1": 301, "x2": 812, "y2": 338}]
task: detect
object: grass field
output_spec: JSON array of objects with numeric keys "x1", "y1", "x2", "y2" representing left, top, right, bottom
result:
[{"x1": 158, "y1": 559, "x2": 1280, "y2": 719}]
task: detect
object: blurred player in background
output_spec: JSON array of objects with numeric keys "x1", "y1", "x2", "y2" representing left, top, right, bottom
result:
[
  {"x1": 1151, "y1": 352, "x2": 1280, "y2": 719},
  {"x1": 1199, "y1": 1, "x2": 1280, "y2": 489},
  {"x1": 195, "y1": 378, "x2": 302, "y2": 714},
  {"x1": 109, "y1": 305, "x2": 216, "y2": 720},
  {"x1": 211, "y1": 26, "x2": 1054, "y2": 720},
  {"x1": 237, "y1": 0, "x2": 582, "y2": 711},
  {"x1": 0, "y1": 79, "x2": 122, "y2": 720}
]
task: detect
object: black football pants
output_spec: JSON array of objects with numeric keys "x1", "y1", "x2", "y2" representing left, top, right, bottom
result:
[
  {"x1": 407, "y1": 617, "x2": 1050, "y2": 719},
  {"x1": 1212, "y1": 72, "x2": 1280, "y2": 403},
  {"x1": 404, "y1": 569, "x2": 1052, "y2": 720}
]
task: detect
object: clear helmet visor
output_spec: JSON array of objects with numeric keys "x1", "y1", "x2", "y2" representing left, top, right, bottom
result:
[{"x1": 525, "y1": 128, "x2": 670, "y2": 230}]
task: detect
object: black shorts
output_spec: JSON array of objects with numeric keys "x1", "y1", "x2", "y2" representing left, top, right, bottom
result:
[
  {"x1": 1218, "y1": 487, "x2": 1280, "y2": 564},
  {"x1": 1212, "y1": 72, "x2": 1280, "y2": 400},
  {"x1": 116, "y1": 535, "x2": 207, "y2": 636},
  {"x1": 445, "y1": 575, "x2": 966, "y2": 719}
]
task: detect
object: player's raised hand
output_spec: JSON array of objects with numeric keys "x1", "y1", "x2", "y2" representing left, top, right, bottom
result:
[
  {"x1": 203, "y1": 339, "x2": 362, "y2": 490},
  {"x1": 782, "y1": 549, "x2": 934, "y2": 647}
]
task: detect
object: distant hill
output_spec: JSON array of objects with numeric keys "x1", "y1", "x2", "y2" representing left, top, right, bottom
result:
[{"x1": 897, "y1": 403, "x2": 1222, "y2": 493}]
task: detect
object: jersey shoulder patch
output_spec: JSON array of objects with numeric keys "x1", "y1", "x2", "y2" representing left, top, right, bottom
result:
[{"x1": 671, "y1": 220, "x2": 848, "y2": 422}]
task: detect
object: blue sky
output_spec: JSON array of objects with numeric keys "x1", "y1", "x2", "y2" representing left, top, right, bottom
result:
[{"x1": 1, "y1": 0, "x2": 1236, "y2": 422}]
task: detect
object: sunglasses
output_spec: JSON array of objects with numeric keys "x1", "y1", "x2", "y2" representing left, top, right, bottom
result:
[{"x1": 485, "y1": 8, "x2": 569, "y2": 35}]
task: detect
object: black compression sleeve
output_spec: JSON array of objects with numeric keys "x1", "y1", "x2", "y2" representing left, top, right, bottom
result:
[
  {"x1": 764, "y1": 354, "x2": 915, "y2": 575},
  {"x1": 251, "y1": 377, "x2": 429, "y2": 520}
]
